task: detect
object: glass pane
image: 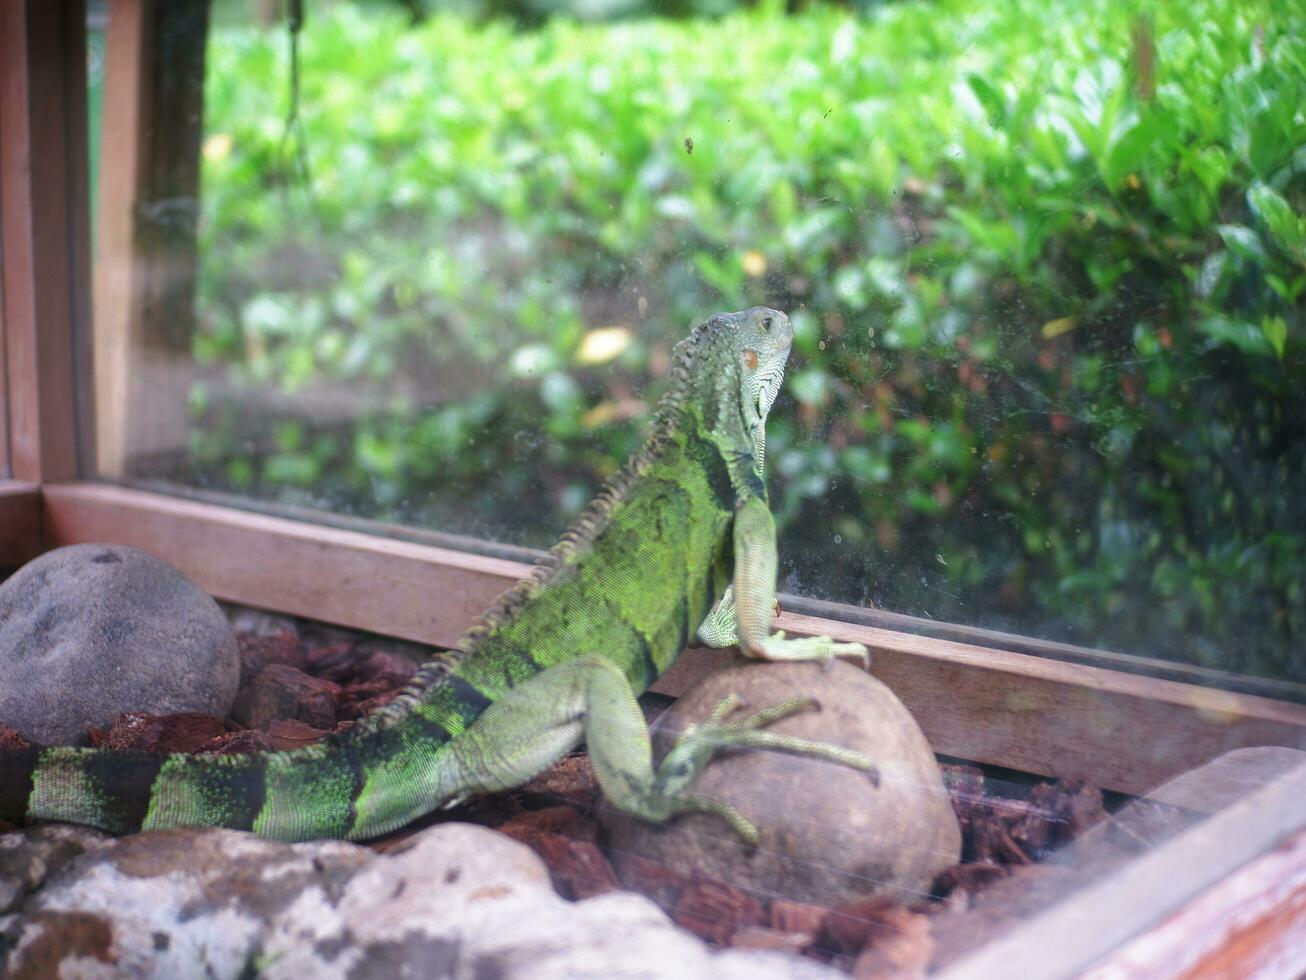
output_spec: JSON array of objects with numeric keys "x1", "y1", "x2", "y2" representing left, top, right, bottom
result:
[
  {"x1": 67, "y1": 0, "x2": 1306, "y2": 971},
  {"x1": 86, "y1": 0, "x2": 1305, "y2": 683}
]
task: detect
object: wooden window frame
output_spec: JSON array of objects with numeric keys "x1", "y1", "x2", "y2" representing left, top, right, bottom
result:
[{"x1": 2, "y1": 3, "x2": 1304, "y2": 975}]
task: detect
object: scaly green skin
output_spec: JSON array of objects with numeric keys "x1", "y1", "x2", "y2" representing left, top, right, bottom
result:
[{"x1": 0, "y1": 307, "x2": 870, "y2": 843}]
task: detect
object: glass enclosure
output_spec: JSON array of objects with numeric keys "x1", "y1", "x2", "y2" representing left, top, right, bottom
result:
[
  {"x1": 87, "y1": 0, "x2": 1305, "y2": 684},
  {"x1": 69, "y1": 0, "x2": 1306, "y2": 969}
]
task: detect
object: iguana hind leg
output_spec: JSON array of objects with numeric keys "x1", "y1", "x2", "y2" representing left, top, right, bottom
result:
[{"x1": 441, "y1": 655, "x2": 872, "y2": 845}]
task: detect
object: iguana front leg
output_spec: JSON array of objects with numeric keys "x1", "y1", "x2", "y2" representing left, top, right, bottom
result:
[
  {"x1": 440, "y1": 655, "x2": 869, "y2": 844},
  {"x1": 726, "y1": 495, "x2": 869, "y2": 666}
]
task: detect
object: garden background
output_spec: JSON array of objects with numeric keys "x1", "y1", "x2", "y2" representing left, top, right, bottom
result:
[{"x1": 94, "y1": 0, "x2": 1305, "y2": 680}]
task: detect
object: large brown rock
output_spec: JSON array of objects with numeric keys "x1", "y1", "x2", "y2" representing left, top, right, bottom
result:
[
  {"x1": 0, "y1": 545, "x2": 240, "y2": 745},
  {"x1": 602, "y1": 659, "x2": 961, "y2": 908}
]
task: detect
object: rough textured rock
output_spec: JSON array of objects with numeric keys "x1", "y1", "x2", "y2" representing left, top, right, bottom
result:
[
  {"x1": 0, "y1": 544, "x2": 240, "y2": 745},
  {"x1": 0, "y1": 824, "x2": 110, "y2": 914},
  {"x1": 261, "y1": 823, "x2": 837, "y2": 980},
  {"x1": 0, "y1": 828, "x2": 371, "y2": 978},
  {"x1": 602, "y1": 660, "x2": 961, "y2": 908},
  {"x1": 0, "y1": 823, "x2": 839, "y2": 980}
]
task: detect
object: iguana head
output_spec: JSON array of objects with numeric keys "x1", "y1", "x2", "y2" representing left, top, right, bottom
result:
[{"x1": 701, "y1": 306, "x2": 792, "y2": 470}]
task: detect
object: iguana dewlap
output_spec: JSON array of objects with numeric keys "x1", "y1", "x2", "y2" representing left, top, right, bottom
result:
[{"x1": 1, "y1": 307, "x2": 870, "y2": 843}]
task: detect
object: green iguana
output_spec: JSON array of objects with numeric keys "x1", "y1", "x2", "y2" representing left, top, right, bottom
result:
[{"x1": 1, "y1": 307, "x2": 871, "y2": 844}]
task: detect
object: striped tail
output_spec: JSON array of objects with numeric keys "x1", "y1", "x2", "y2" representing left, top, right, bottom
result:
[
  {"x1": 0, "y1": 631, "x2": 519, "y2": 840},
  {"x1": 2, "y1": 696, "x2": 473, "y2": 841}
]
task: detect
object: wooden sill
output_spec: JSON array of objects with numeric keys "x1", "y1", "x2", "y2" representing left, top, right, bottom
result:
[
  {"x1": 40, "y1": 480, "x2": 1306, "y2": 798},
  {"x1": 0, "y1": 480, "x2": 41, "y2": 566}
]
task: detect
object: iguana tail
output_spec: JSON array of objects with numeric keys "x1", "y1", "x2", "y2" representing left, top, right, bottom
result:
[{"x1": 0, "y1": 663, "x2": 494, "y2": 840}]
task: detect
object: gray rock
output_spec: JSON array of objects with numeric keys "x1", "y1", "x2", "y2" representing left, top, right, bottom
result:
[
  {"x1": 0, "y1": 824, "x2": 110, "y2": 914},
  {"x1": 0, "y1": 544, "x2": 240, "y2": 744},
  {"x1": 2, "y1": 828, "x2": 371, "y2": 978},
  {"x1": 602, "y1": 659, "x2": 962, "y2": 908},
  {"x1": 0, "y1": 823, "x2": 840, "y2": 980},
  {"x1": 263, "y1": 823, "x2": 839, "y2": 980}
]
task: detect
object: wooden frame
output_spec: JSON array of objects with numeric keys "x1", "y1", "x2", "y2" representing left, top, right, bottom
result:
[
  {"x1": 93, "y1": 0, "x2": 208, "y2": 477},
  {"x1": 0, "y1": 482, "x2": 41, "y2": 567},
  {"x1": 3, "y1": 4, "x2": 1306, "y2": 976},
  {"x1": 0, "y1": 0, "x2": 88, "y2": 486},
  {"x1": 33, "y1": 480, "x2": 1306, "y2": 798}
]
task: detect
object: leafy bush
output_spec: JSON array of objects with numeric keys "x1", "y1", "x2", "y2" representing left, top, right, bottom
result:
[{"x1": 183, "y1": 0, "x2": 1306, "y2": 679}]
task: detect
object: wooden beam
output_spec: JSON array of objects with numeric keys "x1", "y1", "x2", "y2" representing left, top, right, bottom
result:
[
  {"x1": 41, "y1": 480, "x2": 1306, "y2": 797},
  {"x1": 92, "y1": 0, "x2": 209, "y2": 477},
  {"x1": 41, "y1": 481, "x2": 528, "y2": 650},
  {"x1": 0, "y1": 481, "x2": 40, "y2": 567},
  {"x1": 0, "y1": 238, "x2": 8, "y2": 479},
  {"x1": 91, "y1": 0, "x2": 147, "y2": 478},
  {"x1": 0, "y1": 0, "x2": 89, "y2": 484},
  {"x1": 1079, "y1": 828, "x2": 1306, "y2": 978},
  {"x1": 937, "y1": 762, "x2": 1306, "y2": 980}
]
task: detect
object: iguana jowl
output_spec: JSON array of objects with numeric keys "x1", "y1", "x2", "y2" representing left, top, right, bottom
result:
[{"x1": 1, "y1": 307, "x2": 871, "y2": 843}]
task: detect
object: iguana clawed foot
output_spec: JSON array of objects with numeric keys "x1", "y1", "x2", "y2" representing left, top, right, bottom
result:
[
  {"x1": 750, "y1": 630, "x2": 871, "y2": 670},
  {"x1": 645, "y1": 692, "x2": 876, "y2": 846}
]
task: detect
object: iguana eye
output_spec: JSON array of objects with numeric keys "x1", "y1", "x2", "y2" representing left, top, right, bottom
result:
[{"x1": 761, "y1": 316, "x2": 773, "y2": 332}]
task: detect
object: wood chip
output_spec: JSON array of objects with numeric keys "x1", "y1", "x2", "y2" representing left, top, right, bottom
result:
[
  {"x1": 672, "y1": 877, "x2": 766, "y2": 946},
  {"x1": 264, "y1": 718, "x2": 329, "y2": 749},
  {"x1": 530, "y1": 833, "x2": 622, "y2": 901},
  {"x1": 851, "y1": 906, "x2": 933, "y2": 980}
]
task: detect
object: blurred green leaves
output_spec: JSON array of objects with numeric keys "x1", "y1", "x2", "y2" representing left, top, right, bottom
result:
[{"x1": 182, "y1": 0, "x2": 1306, "y2": 679}]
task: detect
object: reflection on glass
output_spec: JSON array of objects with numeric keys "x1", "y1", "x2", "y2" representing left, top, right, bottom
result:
[{"x1": 88, "y1": 0, "x2": 1303, "y2": 681}]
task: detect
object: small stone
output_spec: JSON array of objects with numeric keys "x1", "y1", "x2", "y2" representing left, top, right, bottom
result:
[
  {"x1": 231, "y1": 663, "x2": 340, "y2": 730},
  {"x1": 0, "y1": 544, "x2": 240, "y2": 745},
  {"x1": 604, "y1": 660, "x2": 961, "y2": 908},
  {"x1": 225, "y1": 606, "x2": 300, "y2": 639}
]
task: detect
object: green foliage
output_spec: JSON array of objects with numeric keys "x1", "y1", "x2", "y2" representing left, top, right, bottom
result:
[{"x1": 185, "y1": 0, "x2": 1306, "y2": 679}]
